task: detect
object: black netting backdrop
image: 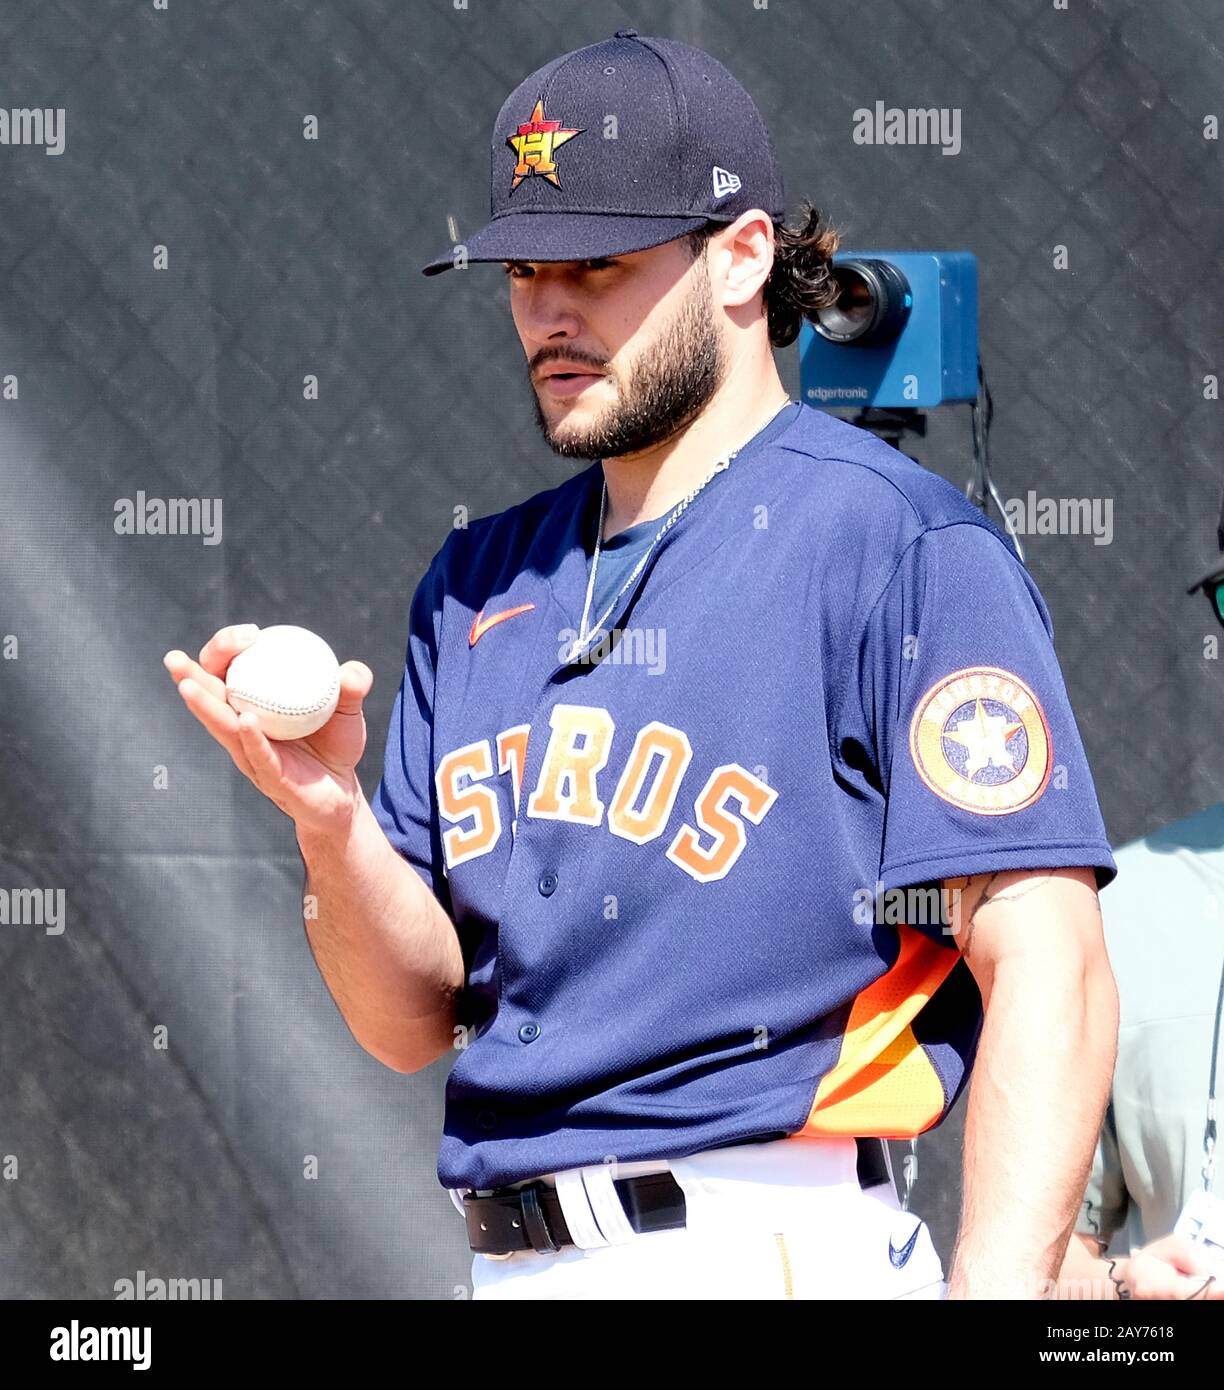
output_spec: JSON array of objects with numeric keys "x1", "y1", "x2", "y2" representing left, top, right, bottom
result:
[{"x1": 1, "y1": 0, "x2": 1220, "y2": 1297}]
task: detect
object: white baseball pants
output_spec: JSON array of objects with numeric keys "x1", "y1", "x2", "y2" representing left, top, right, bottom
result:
[{"x1": 450, "y1": 1134, "x2": 947, "y2": 1300}]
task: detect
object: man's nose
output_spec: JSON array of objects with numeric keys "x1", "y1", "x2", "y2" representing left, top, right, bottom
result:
[{"x1": 518, "y1": 276, "x2": 586, "y2": 340}]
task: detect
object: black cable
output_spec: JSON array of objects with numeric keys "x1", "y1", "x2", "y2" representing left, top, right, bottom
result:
[
  {"x1": 965, "y1": 361, "x2": 1025, "y2": 562},
  {"x1": 1106, "y1": 1256, "x2": 1132, "y2": 1300}
]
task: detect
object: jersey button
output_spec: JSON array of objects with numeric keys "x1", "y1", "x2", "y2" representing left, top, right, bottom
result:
[
  {"x1": 518, "y1": 1022, "x2": 540, "y2": 1044},
  {"x1": 476, "y1": 1109, "x2": 498, "y2": 1132},
  {"x1": 538, "y1": 871, "x2": 558, "y2": 896}
]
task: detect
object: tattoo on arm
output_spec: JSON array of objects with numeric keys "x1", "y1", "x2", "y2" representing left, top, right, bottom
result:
[{"x1": 957, "y1": 870, "x2": 1054, "y2": 955}]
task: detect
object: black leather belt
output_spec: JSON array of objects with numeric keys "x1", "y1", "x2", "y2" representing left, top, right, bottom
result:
[{"x1": 461, "y1": 1137, "x2": 892, "y2": 1257}]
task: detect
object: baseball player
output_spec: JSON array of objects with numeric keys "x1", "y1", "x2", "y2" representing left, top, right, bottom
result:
[{"x1": 164, "y1": 30, "x2": 1120, "y2": 1300}]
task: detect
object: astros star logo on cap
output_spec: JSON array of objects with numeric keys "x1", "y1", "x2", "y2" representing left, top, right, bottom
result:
[
  {"x1": 506, "y1": 98, "x2": 583, "y2": 191},
  {"x1": 909, "y1": 665, "x2": 1052, "y2": 815}
]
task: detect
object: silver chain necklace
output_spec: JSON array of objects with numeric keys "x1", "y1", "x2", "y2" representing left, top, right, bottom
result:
[{"x1": 571, "y1": 397, "x2": 792, "y2": 661}]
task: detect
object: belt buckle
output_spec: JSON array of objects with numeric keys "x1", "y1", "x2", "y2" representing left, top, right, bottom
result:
[{"x1": 463, "y1": 1186, "x2": 529, "y2": 1260}]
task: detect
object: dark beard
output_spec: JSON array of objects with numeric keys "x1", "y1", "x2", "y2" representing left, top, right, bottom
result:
[{"x1": 529, "y1": 255, "x2": 728, "y2": 462}]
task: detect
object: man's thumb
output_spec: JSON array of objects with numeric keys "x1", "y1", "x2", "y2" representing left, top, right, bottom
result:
[{"x1": 336, "y1": 660, "x2": 374, "y2": 713}]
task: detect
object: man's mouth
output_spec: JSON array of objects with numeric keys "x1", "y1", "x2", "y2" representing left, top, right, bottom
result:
[{"x1": 541, "y1": 371, "x2": 605, "y2": 397}]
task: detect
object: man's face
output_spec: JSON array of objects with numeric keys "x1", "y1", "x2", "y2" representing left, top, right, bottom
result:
[{"x1": 503, "y1": 235, "x2": 728, "y2": 461}]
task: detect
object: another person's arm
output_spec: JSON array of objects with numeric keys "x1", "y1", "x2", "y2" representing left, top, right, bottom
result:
[{"x1": 942, "y1": 866, "x2": 1118, "y2": 1300}]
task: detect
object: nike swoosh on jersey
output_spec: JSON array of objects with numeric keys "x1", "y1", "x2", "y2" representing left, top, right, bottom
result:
[
  {"x1": 469, "y1": 603, "x2": 536, "y2": 647},
  {"x1": 889, "y1": 1221, "x2": 922, "y2": 1269}
]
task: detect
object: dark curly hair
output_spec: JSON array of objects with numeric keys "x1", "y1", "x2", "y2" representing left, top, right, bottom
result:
[{"x1": 680, "y1": 200, "x2": 843, "y2": 349}]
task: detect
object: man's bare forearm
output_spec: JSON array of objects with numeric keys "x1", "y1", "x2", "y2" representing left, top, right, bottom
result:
[
  {"x1": 943, "y1": 868, "x2": 1119, "y2": 1299},
  {"x1": 296, "y1": 794, "x2": 465, "y2": 1072},
  {"x1": 947, "y1": 951, "x2": 1118, "y2": 1297}
]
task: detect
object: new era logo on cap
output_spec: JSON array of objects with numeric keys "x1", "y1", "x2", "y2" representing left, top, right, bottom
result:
[{"x1": 712, "y1": 166, "x2": 742, "y2": 200}]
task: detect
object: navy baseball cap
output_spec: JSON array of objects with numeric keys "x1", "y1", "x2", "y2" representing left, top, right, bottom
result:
[{"x1": 420, "y1": 28, "x2": 787, "y2": 276}]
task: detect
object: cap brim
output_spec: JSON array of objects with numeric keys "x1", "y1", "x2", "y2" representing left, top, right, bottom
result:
[{"x1": 420, "y1": 211, "x2": 714, "y2": 276}]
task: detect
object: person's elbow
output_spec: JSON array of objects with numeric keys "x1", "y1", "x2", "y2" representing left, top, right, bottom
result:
[{"x1": 355, "y1": 1016, "x2": 457, "y2": 1074}]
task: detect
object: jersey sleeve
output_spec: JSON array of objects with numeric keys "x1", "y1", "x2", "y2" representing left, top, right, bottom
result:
[
  {"x1": 1075, "y1": 1103, "x2": 1129, "y2": 1248},
  {"x1": 370, "y1": 533, "x2": 454, "y2": 908},
  {"x1": 854, "y1": 520, "x2": 1117, "y2": 901}
]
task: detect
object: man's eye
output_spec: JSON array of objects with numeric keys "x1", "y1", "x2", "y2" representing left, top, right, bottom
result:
[{"x1": 501, "y1": 260, "x2": 614, "y2": 278}]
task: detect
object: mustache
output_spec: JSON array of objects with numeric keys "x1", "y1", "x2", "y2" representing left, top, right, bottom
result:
[{"x1": 532, "y1": 354, "x2": 609, "y2": 376}]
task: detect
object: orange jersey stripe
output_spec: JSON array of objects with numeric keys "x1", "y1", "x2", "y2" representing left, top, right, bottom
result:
[{"x1": 797, "y1": 924, "x2": 962, "y2": 1138}]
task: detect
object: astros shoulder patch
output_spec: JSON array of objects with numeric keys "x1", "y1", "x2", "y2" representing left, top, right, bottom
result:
[{"x1": 909, "y1": 666, "x2": 1052, "y2": 815}]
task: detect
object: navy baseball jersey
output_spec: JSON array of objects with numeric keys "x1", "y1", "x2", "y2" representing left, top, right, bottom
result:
[{"x1": 372, "y1": 400, "x2": 1117, "y2": 1192}]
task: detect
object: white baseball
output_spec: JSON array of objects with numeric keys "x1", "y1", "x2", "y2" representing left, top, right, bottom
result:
[{"x1": 224, "y1": 625, "x2": 342, "y2": 741}]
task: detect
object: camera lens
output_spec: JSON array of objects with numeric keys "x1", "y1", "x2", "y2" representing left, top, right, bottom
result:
[{"x1": 814, "y1": 259, "x2": 913, "y2": 346}]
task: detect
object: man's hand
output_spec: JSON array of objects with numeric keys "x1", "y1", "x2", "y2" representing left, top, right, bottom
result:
[
  {"x1": 940, "y1": 866, "x2": 1119, "y2": 1299},
  {"x1": 163, "y1": 623, "x2": 374, "y2": 836}
]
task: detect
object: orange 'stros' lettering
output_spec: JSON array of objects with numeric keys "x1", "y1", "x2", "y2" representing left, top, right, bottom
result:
[
  {"x1": 526, "y1": 704, "x2": 614, "y2": 825},
  {"x1": 436, "y1": 741, "x2": 503, "y2": 868},
  {"x1": 435, "y1": 706, "x2": 779, "y2": 876},
  {"x1": 667, "y1": 765, "x2": 780, "y2": 883},
  {"x1": 496, "y1": 724, "x2": 531, "y2": 821},
  {"x1": 608, "y1": 722, "x2": 693, "y2": 844}
]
